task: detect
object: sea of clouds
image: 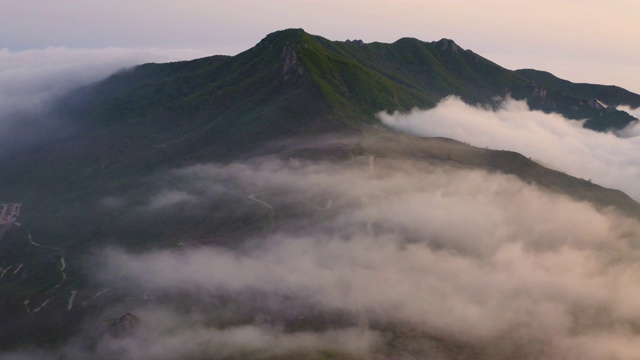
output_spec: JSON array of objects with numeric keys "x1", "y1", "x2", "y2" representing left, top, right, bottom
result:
[
  {"x1": 7, "y1": 153, "x2": 638, "y2": 359},
  {"x1": 380, "y1": 96, "x2": 640, "y2": 201}
]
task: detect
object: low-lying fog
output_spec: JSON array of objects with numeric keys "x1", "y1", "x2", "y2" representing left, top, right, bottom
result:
[
  {"x1": 0, "y1": 47, "x2": 208, "y2": 132},
  {"x1": 380, "y1": 96, "x2": 640, "y2": 200},
  {"x1": 8, "y1": 151, "x2": 640, "y2": 359}
]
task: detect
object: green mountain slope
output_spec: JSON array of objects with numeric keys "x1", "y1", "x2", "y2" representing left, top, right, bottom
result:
[
  {"x1": 4, "y1": 28, "x2": 636, "y2": 219},
  {"x1": 3, "y1": 27, "x2": 640, "y2": 240},
  {"x1": 59, "y1": 28, "x2": 528, "y2": 149},
  {"x1": 62, "y1": 29, "x2": 521, "y2": 124},
  {"x1": 2, "y1": 28, "x2": 530, "y2": 194},
  {"x1": 53, "y1": 29, "x2": 639, "y2": 155}
]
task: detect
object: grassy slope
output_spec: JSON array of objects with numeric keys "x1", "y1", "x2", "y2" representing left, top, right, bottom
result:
[
  {"x1": 55, "y1": 29, "x2": 640, "y2": 145},
  {"x1": 3, "y1": 28, "x2": 528, "y2": 202},
  {"x1": 45, "y1": 29, "x2": 640, "y2": 166}
]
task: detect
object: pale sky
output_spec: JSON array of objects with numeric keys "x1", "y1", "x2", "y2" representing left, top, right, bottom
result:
[{"x1": 2, "y1": 0, "x2": 640, "y2": 93}]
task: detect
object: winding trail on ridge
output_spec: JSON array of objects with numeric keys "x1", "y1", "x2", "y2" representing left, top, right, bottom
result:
[
  {"x1": 32, "y1": 299, "x2": 50, "y2": 313},
  {"x1": 1, "y1": 265, "x2": 11, "y2": 278},
  {"x1": 12, "y1": 263, "x2": 23, "y2": 275},
  {"x1": 80, "y1": 288, "x2": 111, "y2": 307},
  {"x1": 20, "y1": 226, "x2": 67, "y2": 311},
  {"x1": 247, "y1": 193, "x2": 274, "y2": 210},
  {"x1": 247, "y1": 193, "x2": 275, "y2": 228},
  {"x1": 67, "y1": 290, "x2": 77, "y2": 311}
]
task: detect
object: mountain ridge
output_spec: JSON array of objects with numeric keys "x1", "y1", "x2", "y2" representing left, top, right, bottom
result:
[
  {"x1": 3, "y1": 28, "x2": 640, "y2": 224},
  {"x1": 57, "y1": 28, "x2": 640, "y2": 140},
  {"x1": 2, "y1": 28, "x2": 639, "y2": 207}
]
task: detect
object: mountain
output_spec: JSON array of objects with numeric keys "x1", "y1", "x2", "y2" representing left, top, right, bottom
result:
[
  {"x1": 61, "y1": 29, "x2": 640, "y2": 133},
  {"x1": 3, "y1": 29, "x2": 636, "y2": 187},
  {"x1": 44, "y1": 29, "x2": 640, "y2": 163},
  {"x1": 2, "y1": 29, "x2": 640, "y2": 357},
  {"x1": 515, "y1": 68, "x2": 640, "y2": 129}
]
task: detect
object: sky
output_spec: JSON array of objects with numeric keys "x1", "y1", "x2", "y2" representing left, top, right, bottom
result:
[{"x1": 2, "y1": 0, "x2": 640, "y2": 93}]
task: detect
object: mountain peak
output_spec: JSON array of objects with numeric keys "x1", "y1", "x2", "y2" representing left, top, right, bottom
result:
[
  {"x1": 434, "y1": 38, "x2": 462, "y2": 52},
  {"x1": 258, "y1": 28, "x2": 308, "y2": 46}
]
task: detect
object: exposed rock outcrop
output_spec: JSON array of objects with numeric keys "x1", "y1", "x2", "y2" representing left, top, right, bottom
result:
[
  {"x1": 346, "y1": 39, "x2": 364, "y2": 47},
  {"x1": 282, "y1": 45, "x2": 304, "y2": 81},
  {"x1": 435, "y1": 38, "x2": 461, "y2": 52}
]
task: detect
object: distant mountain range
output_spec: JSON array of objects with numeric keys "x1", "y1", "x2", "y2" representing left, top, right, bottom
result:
[{"x1": 1, "y1": 28, "x2": 640, "y2": 353}]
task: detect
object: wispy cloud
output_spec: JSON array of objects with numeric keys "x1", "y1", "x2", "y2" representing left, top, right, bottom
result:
[
  {"x1": 143, "y1": 190, "x2": 198, "y2": 211},
  {"x1": 89, "y1": 307, "x2": 378, "y2": 360},
  {"x1": 0, "y1": 46, "x2": 207, "y2": 121},
  {"x1": 78, "y1": 155, "x2": 640, "y2": 359}
]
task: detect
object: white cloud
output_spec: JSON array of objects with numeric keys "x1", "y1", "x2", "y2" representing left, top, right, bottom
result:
[
  {"x1": 0, "y1": 46, "x2": 208, "y2": 121},
  {"x1": 85, "y1": 156, "x2": 640, "y2": 359},
  {"x1": 4, "y1": 305, "x2": 378, "y2": 359},
  {"x1": 144, "y1": 190, "x2": 198, "y2": 211},
  {"x1": 89, "y1": 307, "x2": 378, "y2": 360},
  {"x1": 379, "y1": 96, "x2": 640, "y2": 201}
]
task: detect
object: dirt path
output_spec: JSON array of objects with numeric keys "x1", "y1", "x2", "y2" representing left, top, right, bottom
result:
[
  {"x1": 12, "y1": 263, "x2": 23, "y2": 275},
  {"x1": 32, "y1": 299, "x2": 50, "y2": 313},
  {"x1": 248, "y1": 193, "x2": 275, "y2": 229},
  {"x1": 1, "y1": 265, "x2": 11, "y2": 278},
  {"x1": 247, "y1": 193, "x2": 274, "y2": 210},
  {"x1": 67, "y1": 290, "x2": 77, "y2": 311},
  {"x1": 81, "y1": 288, "x2": 111, "y2": 307},
  {"x1": 20, "y1": 226, "x2": 67, "y2": 311}
]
